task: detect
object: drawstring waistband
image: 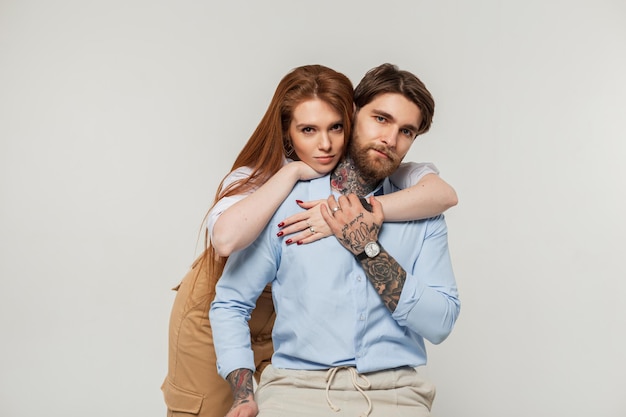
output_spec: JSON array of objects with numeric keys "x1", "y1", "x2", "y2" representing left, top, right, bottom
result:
[{"x1": 325, "y1": 366, "x2": 372, "y2": 417}]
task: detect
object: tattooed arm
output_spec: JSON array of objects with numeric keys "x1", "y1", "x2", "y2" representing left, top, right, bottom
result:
[
  {"x1": 322, "y1": 193, "x2": 460, "y2": 343},
  {"x1": 359, "y1": 250, "x2": 407, "y2": 312},
  {"x1": 224, "y1": 368, "x2": 258, "y2": 417},
  {"x1": 321, "y1": 194, "x2": 406, "y2": 312}
]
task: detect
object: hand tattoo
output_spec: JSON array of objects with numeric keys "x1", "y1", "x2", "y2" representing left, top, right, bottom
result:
[{"x1": 338, "y1": 216, "x2": 380, "y2": 255}]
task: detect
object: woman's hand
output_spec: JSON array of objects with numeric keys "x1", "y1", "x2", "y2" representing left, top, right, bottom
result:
[
  {"x1": 290, "y1": 161, "x2": 325, "y2": 181},
  {"x1": 277, "y1": 199, "x2": 332, "y2": 245}
]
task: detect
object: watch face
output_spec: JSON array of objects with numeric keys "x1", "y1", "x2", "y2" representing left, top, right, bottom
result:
[{"x1": 364, "y1": 241, "x2": 380, "y2": 258}]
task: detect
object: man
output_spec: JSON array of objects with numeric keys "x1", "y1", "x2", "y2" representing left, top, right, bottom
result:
[{"x1": 210, "y1": 63, "x2": 460, "y2": 417}]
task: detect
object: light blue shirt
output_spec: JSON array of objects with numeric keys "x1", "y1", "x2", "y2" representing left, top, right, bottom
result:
[{"x1": 210, "y1": 175, "x2": 460, "y2": 379}]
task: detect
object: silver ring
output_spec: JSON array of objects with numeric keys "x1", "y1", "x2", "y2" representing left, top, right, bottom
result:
[
  {"x1": 332, "y1": 206, "x2": 340, "y2": 213},
  {"x1": 309, "y1": 226, "x2": 315, "y2": 234}
]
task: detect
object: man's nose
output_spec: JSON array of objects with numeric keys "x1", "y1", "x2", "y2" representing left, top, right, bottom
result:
[{"x1": 381, "y1": 127, "x2": 398, "y2": 148}]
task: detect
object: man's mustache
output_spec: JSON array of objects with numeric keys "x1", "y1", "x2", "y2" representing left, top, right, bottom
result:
[{"x1": 367, "y1": 144, "x2": 400, "y2": 164}]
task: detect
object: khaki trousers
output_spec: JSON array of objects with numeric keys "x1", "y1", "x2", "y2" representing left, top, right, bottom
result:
[
  {"x1": 162, "y1": 253, "x2": 276, "y2": 417},
  {"x1": 256, "y1": 365, "x2": 436, "y2": 417}
]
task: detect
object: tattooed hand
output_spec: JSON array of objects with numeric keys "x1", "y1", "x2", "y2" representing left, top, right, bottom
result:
[
  {"x1": 322, "y1": 193, "x2": 406, "y2": 312},
  {"x1": 321, "y1": 194, "x2": 384, "y2": 255},
  {"x1": 225, "y1": 368, "x2": 258, "y2": 417}
]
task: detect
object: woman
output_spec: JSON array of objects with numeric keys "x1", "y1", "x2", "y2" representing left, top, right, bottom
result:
[{"x1": 162, "y1": 65, "x2": 457, "y2": 417}]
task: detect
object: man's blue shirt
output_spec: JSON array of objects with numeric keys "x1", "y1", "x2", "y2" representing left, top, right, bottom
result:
[{"x1": 210, "y1": 175, "x2": 460, "y2": 379}]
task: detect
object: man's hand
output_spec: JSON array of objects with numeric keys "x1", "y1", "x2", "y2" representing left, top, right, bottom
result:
[
  {"x1": 322, "y1": 193, "x2": 407, "y2": 312},
  {"x1": 225, "y1": 369, "x2": 258, "y2": 417},
  {"x1": 321, "y1": 194, "x2": 384, "y2": 255}
]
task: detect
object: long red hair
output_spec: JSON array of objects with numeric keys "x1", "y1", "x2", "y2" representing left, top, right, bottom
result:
[{"x1": 201, "y1": 65, "x2": 354, "y2": 288}]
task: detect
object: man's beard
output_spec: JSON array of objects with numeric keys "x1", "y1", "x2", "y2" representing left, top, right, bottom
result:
[{"x1": 349, "y1": 137, "x2": 401, "y2": 182}]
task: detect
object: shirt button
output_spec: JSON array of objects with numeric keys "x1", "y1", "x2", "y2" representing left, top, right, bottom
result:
[
  {"x1": 359, "y1": 314, "x2": 365, "y2": 321},
  {"x1": 357, "y1": 276, "x2": 362, "y2": 282}
]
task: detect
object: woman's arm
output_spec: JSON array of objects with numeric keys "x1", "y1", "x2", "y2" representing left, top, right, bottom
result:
[
  {"x1": 278, "y1": 162, "x2": 458, "y2": 244},
  {"x1": 377, "y1": 173, "x2": 458, "y2": 221},
  {"x1": 210, "y1": 161, "x2": 320, "y2": 257}
]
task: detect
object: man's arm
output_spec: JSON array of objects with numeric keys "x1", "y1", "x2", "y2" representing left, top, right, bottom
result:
[
  {"x1": 321, "y1": 194, "x2": 460, "y2": 343},
  {"x1": 321, "y1": 194, "x2": 405, "y2": 311},
  {"x1": 224, "y1": 369, "x2": 258, "y2": 417},
  {"x1": 358, "y1": 250, "x2": 406, "y2": 312},
  {"x1": 209, "y1": 217, "x2": 281, "y2": 417}
]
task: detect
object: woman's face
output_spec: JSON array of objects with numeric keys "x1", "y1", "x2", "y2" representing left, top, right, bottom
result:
[{"x1": 288, "y1": 98, "x2": 345, "y2": 174}]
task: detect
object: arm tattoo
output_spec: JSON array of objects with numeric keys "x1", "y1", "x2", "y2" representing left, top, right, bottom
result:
[
  {"x1": 226, "y1": 368, "x2": 254, "y2": 407},
  {"x1": 360, "y1": 249, "x2": 406, "y2": 312}
]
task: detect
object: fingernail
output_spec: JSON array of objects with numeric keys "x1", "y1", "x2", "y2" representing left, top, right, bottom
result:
[
  {"x1": 297, "y1": 241, "x2": 303, "y2": 245},
  {"x1": 276, "y1": 231, "x2": 283, "y2": 237},
  {"x1": 295, "y1": 200, "x2": 303, "y2": 204},
  {"x1": 286, "y1": 239, "x2": 293, "y2": 244},
  {"x1": 277, "y1": 222, "x2": 284, "y2": 228}
]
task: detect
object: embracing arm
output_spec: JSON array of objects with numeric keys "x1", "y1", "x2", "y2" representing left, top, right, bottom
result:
[
  {"x1": 211, "y1": 161, "x2": 320, "y2": 257},
  {"x1": 377, "y1": 173, "x2": 458, "y2": 221},
  {"x1": 278, "y1": 164, "x2": 457, "y2": 245}
]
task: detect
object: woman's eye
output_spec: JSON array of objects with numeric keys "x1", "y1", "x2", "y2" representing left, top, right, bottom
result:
[
  {"x1": 331, "y1": 123, "x2": 343, "y2": 132},
  {"x1": 302, "y1": 127, "x2": 314, "y2": 133}
]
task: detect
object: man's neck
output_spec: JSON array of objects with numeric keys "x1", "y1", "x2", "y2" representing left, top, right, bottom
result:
[{"x1": 330, "y1": 156, "x2": 381, "y2": 196}]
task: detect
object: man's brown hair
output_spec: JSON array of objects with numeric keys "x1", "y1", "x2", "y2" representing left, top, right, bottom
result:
[{"x1": 354, "y1": 63, "x2": 435, "y2": 137}]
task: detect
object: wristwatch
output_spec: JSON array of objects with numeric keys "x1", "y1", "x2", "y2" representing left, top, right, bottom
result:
[{"x1": 355, "y1": 241, "x2": 381, "y2": 261}]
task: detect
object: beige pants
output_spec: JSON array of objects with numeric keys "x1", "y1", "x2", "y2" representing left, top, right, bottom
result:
[
  {"x1": 162, "y1": 253, "x2": 276, "y2": 417},
  {"x1": 256, "y1": 365, "x2": 436, "y2": 417}
]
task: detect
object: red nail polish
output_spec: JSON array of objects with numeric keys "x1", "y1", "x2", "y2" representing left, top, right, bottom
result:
[
  {"x1": 277, "y1": 222, "x2": 284, "y2": 228},
  {"x1": 276, "y1": 231, "x2": 283, "y2": 237},
  {"x1": 286, "y1": 239, "x2": 293, "y2": 244},
  {"x1": 297, "y1": 241, "x2": 303, "y2": 245},
  {"x1": 296, "y1": 200, "x2": 303, "y2": 204}
]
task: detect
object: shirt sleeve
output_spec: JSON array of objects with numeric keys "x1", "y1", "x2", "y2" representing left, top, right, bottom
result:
[
  {"x1": 391, "y1": 215, "x2": 461, "y2": 344},
  {"x1": 206, "y1": 167, "x2": 256, "y2": 241},
  {"x1": 209, "y1": 223, "x2": 279, "y2": 379},
  {"x1": 388, "y1": 161, "x2": 440, "y2": 190}
]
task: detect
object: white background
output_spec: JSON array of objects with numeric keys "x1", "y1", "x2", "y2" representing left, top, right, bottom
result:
[{"x1": 1, "y1": 1, "x2": 625, "y2": 416}]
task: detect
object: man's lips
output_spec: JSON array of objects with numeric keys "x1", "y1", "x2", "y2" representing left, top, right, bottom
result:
[{"x1": 371, "y1": 148, "x2": 390, "y2": 159}]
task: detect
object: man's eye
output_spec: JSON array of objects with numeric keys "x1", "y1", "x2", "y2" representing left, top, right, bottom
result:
[
  {"x1": 401, "y1": 128, "x2": 413, "y2": 137},
  {"x1": 375, "y1": 116, "x2": 386, "y2": 123}
]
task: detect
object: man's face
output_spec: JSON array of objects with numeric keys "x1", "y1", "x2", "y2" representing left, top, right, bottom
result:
[{"x1": 350, "y1": 93, "x2": 422, "y2": 181}]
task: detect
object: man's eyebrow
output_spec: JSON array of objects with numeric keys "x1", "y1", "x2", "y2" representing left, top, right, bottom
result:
[{"x1": 372, "y1": 109, "x2": 419, "y2": 133}]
